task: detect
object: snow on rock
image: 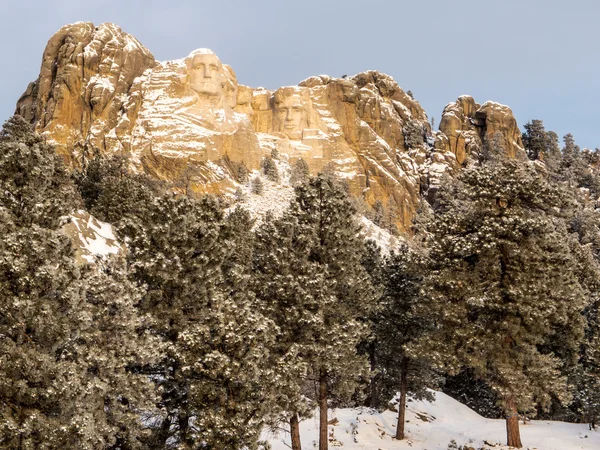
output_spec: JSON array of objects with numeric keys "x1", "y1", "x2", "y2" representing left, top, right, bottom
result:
[
  {"x1": 263, "y1": 390, "x2": 600, "y2": 450},
  {"x1": 227, "y1": 158, "x2": 295, "y2": 225},
  {"x1": 62, "y1": 210, "x2": 124, "y2": 264},
  {"x1": 360, "y1": 216, "x2": 402, "y2": 254}
]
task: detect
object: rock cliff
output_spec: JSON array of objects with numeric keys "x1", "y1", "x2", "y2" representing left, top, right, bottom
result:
[{"x1": 16, "y1": 22, "x2": 525, "y2": 231}]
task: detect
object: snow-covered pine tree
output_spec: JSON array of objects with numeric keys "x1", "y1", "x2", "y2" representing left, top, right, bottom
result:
[
  {"x1": 289, "y1": 157, "x2": 310, "y2": 187},
  {"x1": 119, "y1": 194, "x2": 277, "y2": 449},
  {"x1": 0, "y1": 116, "x2": 156, "y2": 448},
  {"x1": 74, "y1": 153, "x2": 163, "y2": 224},
  {"x1": 0, "y1": 115, "x2": 79, "y2": 227},
  {"x1": 251, "y1": 176, "x2": 264, "y2": 195},
  {"x1": 522, "y1": 119, "x2": 547, "y2": 161},
  {"x1": 359, "y1": 240, "x2": 386, "y2": 410},
  {"x1": 413, "y1": 151, "x2": 589, "y2": 448},
  {"x1": 252, "y1": 208, "x2": 331, "y2": 450},
  {"x1": 288, "y1": 174, "x2": 377, "y2": 450},
  {"x1": 262, "y1": 155, "x2": 280, "y2": 183},
  {"x1": 559, "y1": 208, "x2": 600, "y2": 426},
  {"x1": 374, "y1": 245, "x2": 438, "y2": 440}
]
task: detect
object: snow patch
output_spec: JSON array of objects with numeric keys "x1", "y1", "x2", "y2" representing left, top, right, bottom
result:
[{"x1": 264, "y1": 390, "x2": 600, "y2": 450}]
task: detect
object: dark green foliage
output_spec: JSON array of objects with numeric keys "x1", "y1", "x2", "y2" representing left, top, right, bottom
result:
[
  {"x1": 403, "y1": 119, "x2": 425, "y2": 149},
  {"x1": 0, "y1": 117, "x2": 154, "y2": 448},
  {"x1": 370, "y1": 199, "x2": 399, "y2": 236},
  {"x1": 371, "y1": 200, "x2": 385, "y2": 226},
  {"x1": 374, "y1": 246, "x2": 437, "y2": 404},
  {"x1": 290, "y1": 157, "x2": 310, "y2": 187},
  {"x1": 253, "y1": 175, "x2": 377, "y2": 448},
  {"x1": 414, "y1": 152, "x2": 592, "y2": 419},
  {"x1": 0, "y1": 115, "x2": 79, "y2": 228},
  {"x1": 74, "y1": 153, "x2": 162, "y2": 223},
  {"x1": 119, "y1": 195, "x2": 277, "y2": 449},
  {"x1": 289, "y1": 175, "x2": 377, "y2": 402},
  {"x1": 522, "y1": 119, "x2": 547, "y2": 161},
  {"x1": 252, "y1": 211, "x2": 327, "y2": 424},
  {"x1": 251, "y1": 176, "x2": 264, "y2": 195},
  {"x1": 262, "y1": 155, "x2": 280, "y2": 182},
  {"x1": 442, "y1": 370, "x2": 503, "y2": 418},
  {"x1": 237, "y1": 161, "x2": 249, "y2": 183}
]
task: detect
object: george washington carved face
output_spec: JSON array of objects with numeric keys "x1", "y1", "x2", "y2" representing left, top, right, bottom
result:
[{"x1": 185, "y1": 49, "x2": 224, "y2": 97}]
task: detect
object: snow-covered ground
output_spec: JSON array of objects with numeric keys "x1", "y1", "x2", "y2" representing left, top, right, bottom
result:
[
  {"x1": 62, "y1": 210, "x2": 124, "y2": 264},
  {"x1": 229, "y1": 156, "x2": 400, "y2": 253},
  {"x1": 263, "y1": 391, "x2": 600, "y2": 450}
]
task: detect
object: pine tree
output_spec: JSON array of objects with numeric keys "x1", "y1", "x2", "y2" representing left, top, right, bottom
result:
[
  {"x1": 360, "y1": 240, "x2": 386, "y2": 410},
  {"x1": 289, "y1": 157, "x2": 310, "y2": 187},
  {"x1": 413, "y1": 152, "x2": 590, "y2": 448},
  {"x1": 251, "y1": 176, "x2": 264, "y2": 195},
  {"x1": 371, "y1": 200, "x2": 384, "y2": 226},
  {"x1": 74, "y1": 153, "x2": 162, "y2": 224},
  {"x1": 522, "y1": 119, "x2": 547, "y2": 161},
  {"x1": 289, "y1": 175, "x2": 377, "y2": 450},
  {"x1": 0, "y1": 115, "x2": 79, "y2": 228},
  {"x1": 543, "y1": 130, "x2": 562, "y2": 176},
  {"x1": 253, "y1": 211, "x2": 327, "y2": 450},
  {"x1": 118, "y1": 195, "x2": 277, "y2": 449},
  {"x1": 374, "y1": 246, "x2": 438, "y2": 440},
  {"x1": 262, "y1": 156, "x2": 280, "y2": 183},
  {"x1": 236, "y1": 161, "x2": 249, "y2": 183},
  {"x1": 0, "y1": 116, "x2": 155, "y2": 448},
  {"x1": 383, "y1": 198, "x2": 400, "y2": 235}
]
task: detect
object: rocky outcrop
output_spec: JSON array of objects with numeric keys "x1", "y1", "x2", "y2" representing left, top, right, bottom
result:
[
  {"x1": 61, "y1": 210, "x2": 124, "y2": 265},
  {"x1": 437, "y1": 95, "x2": 524, "y2": 164},
  {"x1": 16, "y1": 22, "x2": 156, "y2": 162},
  {"x1": 16, "y1": 23, "x2": 526, "y2": 231}
]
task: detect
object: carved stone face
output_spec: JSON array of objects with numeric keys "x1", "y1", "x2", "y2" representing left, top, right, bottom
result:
[
  {"x1": 275, "y1": 93, "x2": 305, "y2": 139},
  {"x1": 188, "y1": 51, "x2": 223, "y2": 97}
]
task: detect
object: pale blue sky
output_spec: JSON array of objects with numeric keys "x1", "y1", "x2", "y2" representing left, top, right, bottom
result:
[{"x1": 2, "y1": 0, "x2": 599, "y2": 148}]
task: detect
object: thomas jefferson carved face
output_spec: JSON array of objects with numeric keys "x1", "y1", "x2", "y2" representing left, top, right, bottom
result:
[
  {"x1": 186, "y1": 50, "x2": 224, "y2": 97},
  {"x1": 274, "y1": 89, "x2": 308, "y2": 139}
]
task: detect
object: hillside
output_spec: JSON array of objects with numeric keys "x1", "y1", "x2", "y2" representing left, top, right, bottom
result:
[{"x1": 264, "y1": 391, "x2": 600, "y2": 450}]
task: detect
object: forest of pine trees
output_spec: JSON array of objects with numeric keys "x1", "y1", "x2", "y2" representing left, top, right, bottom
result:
[{"x1": 2, "y1": 114, "x2": 600, "y2": 449}]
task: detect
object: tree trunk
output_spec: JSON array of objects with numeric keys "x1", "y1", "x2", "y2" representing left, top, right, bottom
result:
[
  {"x1": 290, "y1": 413, "x2": 302, "y2": 450},
  {"x1": 319, "y1": 370, "x2": 328, "y2": 450},
  {"x1": 368, "y1": 340, "x2": 380, "y2": 409},
  {"x1": 506, "y1": 398, "x2": 523, "y2": 448},
  {"x1": 395, "y1": 357, "x2": 409, "y2": 440}
]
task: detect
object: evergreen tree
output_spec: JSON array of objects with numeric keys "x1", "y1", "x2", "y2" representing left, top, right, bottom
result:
[
  {"x1": 360, "y1": 240, "x2": 386, "y2": 410},
  {"x1": 236, "y1": 161, "x2": 249, "y2": 183},
  {"x1": 0, "y1": 116, "x2": 155, "y2": 448},
  {"x1": 413, "y1": 153, "x2": 590, "y2": 448},
  {"x1": 0, "y1": 115, "x2": 79, "y2": 228},
  {"x1": 383, "y1": 198, "x2": 400, "y2": 235},
  {"x1": 374, "y1": 246, "x2": 438, "y2": 440},
  {"x1": 543, "y1": 130, "x2": 562, "y2": 176},
  {"x1": 371, "y1": 200, "x2": 384, "y2": 226},
  {"x1": 289, "y1": 158, "x2": 310, "y2": 187},
  {"x1": 74, "y1": 153, "x2": 162, "y2": 224},
  {"x1": 253, "y1": 211, "x2": 327, "y2": 450},
  {"x1": 251, "y1": 176, "x2": 264, "y2": 195},
  {"x1": 522, "y1": 119, "x2": 547, "y2": 161},
  {"x1": 119, "y1": 195, "x2": 277, "y2": 449},
  {"x1": 262, "y1": 156, "x2": 280, "y2": 183},
  {"x1": 288, "y1": 175, "x2": 377, "y2": 450}
]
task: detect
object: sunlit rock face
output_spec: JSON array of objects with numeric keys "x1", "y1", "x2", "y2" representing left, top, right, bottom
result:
[
  {"x1": 121, "y1": 48, "x2": 261, "y2": 193},
  {"x1": 16, "y1": 22, "x2": 525, "y2": 230},
  {"x1": 16, "y1": 22, "x2": 156, "y2": 163},
  {"x1": 437, "y1": 95, "x2": 525, "y2": 164}
]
